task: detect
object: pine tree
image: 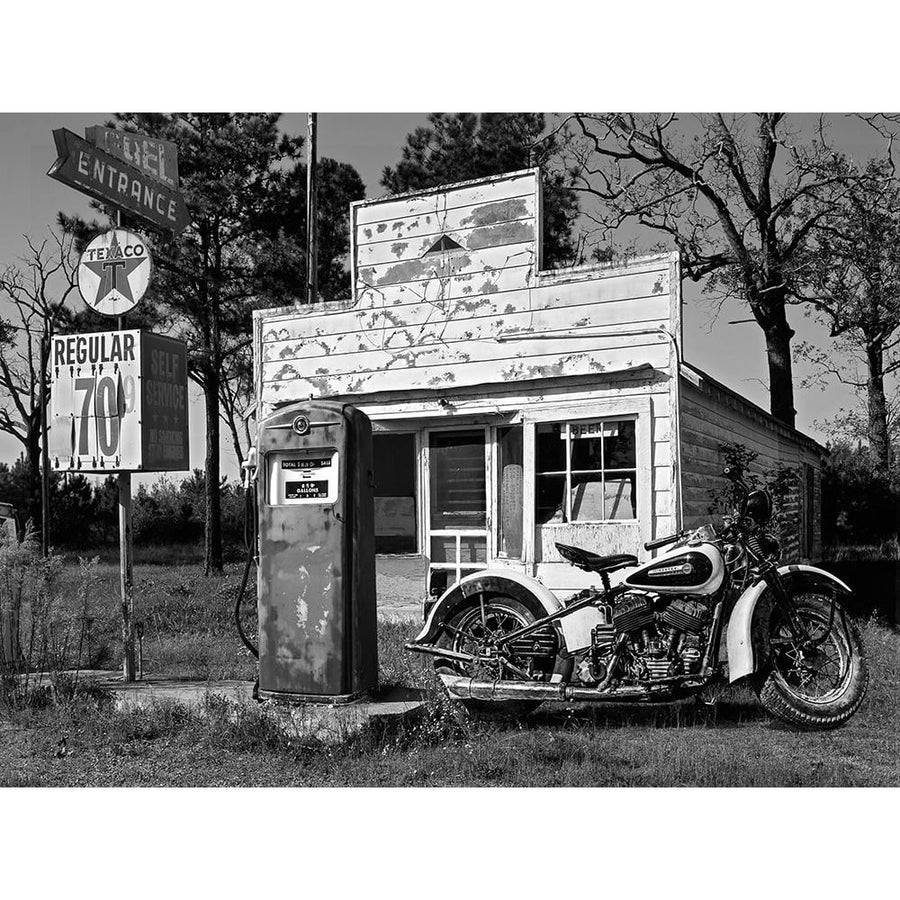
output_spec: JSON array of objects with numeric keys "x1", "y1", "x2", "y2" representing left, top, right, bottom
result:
[{"x1": 382, "y1": 113, "x2": 579, "y2": 267}]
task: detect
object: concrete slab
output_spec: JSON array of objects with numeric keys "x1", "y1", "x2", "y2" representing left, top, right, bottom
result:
[
  {"x1": 262, "y1": 687, "x2": 426, "y2": 743},
  {"x1": 90, "y1": 675, "x2": 427, "y2": 744},
  {"x1": 107, "y1": 677, "x2": 255, "y2": 711}
]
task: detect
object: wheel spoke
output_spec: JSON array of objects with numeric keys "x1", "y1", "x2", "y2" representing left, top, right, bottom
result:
[
  {"x1": 447, "y1": 600, "x2": 540, "y2": 680},
  {"x1": 771, "y1": 605, "x2": 850, "y2": 701}
]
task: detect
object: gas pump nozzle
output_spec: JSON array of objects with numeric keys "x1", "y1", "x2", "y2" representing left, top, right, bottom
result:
[
  {"x1": 235, "y1": 445, "x2": 260, "y2": 663},
  {"x1": 241, "y1": 447, "x2": 258, "y2": 491}
]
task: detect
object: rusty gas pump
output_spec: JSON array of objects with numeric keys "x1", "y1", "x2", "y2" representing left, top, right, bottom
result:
[{"x1": 238, "y1": 401, "x2": 378, "y2": 703}]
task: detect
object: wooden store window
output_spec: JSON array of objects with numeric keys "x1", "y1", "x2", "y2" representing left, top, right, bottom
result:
[{"x1": 536, "y1": 418, "x2": 638, "y2": 524}]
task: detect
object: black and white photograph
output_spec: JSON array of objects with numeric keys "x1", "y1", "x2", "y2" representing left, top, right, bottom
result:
[{"x1": 1, "y1": 4, "x2": 896, "y2": 896}]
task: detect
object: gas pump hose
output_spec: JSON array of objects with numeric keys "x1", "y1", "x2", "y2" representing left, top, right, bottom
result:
[{"x1": 235, "y1": 482, "x2": 259, "y2": 659}]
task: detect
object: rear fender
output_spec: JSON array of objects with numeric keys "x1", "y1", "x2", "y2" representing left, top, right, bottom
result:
[
  {"x1": 726, "y1": 564, "x2": 854, "y2": 683},
  {"x1": 413, "y1": 569, "x2": 563, "y2": 645}
]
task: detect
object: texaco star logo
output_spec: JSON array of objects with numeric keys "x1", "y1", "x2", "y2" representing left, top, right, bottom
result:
[{"x1": 77, "y1": 229, "x2": 152, "y2": 316}]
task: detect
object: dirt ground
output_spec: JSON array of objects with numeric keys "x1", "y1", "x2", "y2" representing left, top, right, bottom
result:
[{"x1": 375, "y1": 554, "x2": 427, "y2": 619}]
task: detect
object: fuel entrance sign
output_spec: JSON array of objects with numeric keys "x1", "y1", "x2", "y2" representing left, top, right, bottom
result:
[{"x1": 49, "y1": 330, "x2": 189, "y2": 472}]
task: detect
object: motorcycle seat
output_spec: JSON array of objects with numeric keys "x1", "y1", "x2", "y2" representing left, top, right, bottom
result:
[{"x1": 555, "y1": 543, "x2": 639, "y2": 574}]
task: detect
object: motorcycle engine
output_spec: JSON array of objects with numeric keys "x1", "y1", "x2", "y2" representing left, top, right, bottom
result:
[{"x1": 578, "y1": 593, "x2": 710, "y2": 686}]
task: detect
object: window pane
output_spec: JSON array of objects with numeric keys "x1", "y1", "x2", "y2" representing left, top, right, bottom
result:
[
  {"x1": 429, "y1": 430, "x2": 486, "y2": 529},
  {"x1": 537, "y1": 473, "x2": 566, "y2": 524},
  {"x1": 570, "y1": 432, "x2": 603, "y2": 471},
  {"x1": 430, "y1": 536, "x2": 486, "y2": 563},
  {"x1": 604, "y1": 471, "x2": 637, "y2": 519},
  {"x1": 498, "y1": 426, "x2": 523, "y2": 558},
  {"x1": 570, "y1": 473, "x2": 605, "y2": 521},
  {"x1": 536, "y1": 422, "x2": 566, "y2": 472},
  {"x1": 604, "y1": 420, "x2": 636, "y2": 469}
]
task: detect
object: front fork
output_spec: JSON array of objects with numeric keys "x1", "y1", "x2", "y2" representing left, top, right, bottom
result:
[{"x1": 759, "y1": 565, "x2": 808, "y2": 642}]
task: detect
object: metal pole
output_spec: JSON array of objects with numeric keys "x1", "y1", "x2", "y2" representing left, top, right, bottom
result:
[
  {"x1": 306, "y1": 112, "x2": 318, "y2": 305},
  {"x1": 115, "y1": 212, "x2": 136, "y2": 682},
  {"x1": 40, "y1": 320, "x2": 50, "y2": 557}
]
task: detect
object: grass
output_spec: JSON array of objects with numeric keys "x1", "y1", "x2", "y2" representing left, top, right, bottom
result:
[
  {"x1": 2, "y1": 552, "x2": 900, "y2": 786},
  {"x1": 822, "y1": 541, "x2": 900, "y2": 562}
]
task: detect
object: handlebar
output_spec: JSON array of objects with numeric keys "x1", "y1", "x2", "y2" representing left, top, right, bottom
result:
[{"x1": 644, "y1": 531, "x2": 683, "y2": 551}]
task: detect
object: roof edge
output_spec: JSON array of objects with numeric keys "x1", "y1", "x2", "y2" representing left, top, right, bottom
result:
[
  {"x1": 351, "y1": 167, "x2": 540, "y2": 210},
  {"x1": 680, "y1": 361, "x2": 826, "y2": 455}
]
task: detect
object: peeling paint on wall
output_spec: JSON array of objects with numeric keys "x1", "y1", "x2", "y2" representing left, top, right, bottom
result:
[
  {"x1": 259, "y1": 171, "x2": 675, "y2": 404},
  {"x1": 460, "y1": 197, "x2": 529, "y2": 227},
  {"x1": 467, "y1": 221, "x2": 534, "y2": 250}
]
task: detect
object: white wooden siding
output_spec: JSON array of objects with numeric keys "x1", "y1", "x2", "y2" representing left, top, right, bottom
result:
[
  {"x1": 679, "y1": 367, "x2": 824, "y2": 560},
  {"x1": 257, "y1": 169, "x2": 676, "y2": 406},
  {"x1": 252, "y1": 169, "x2": 687, "y2": 592}
]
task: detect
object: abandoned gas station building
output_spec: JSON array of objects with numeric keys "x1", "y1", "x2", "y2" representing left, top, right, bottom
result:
[{"x1": 253, "y1": 169, "x2": 823, "y2": 599}]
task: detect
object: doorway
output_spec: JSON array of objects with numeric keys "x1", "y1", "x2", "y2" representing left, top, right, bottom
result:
[
  {"x1": 426, "y1": 427, "x2": 488, "y2": 584},
  {"x1": 372, "y1": 433, "x2": 417, "y2": 553}
]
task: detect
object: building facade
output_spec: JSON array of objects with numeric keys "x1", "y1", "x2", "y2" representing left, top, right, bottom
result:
[{"x1": 253, "y1": 169, "x2": 823, "y2": 599}]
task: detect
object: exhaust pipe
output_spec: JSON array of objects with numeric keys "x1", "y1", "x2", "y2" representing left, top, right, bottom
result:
[{"x1": 438, "y1": 673, "x2": 652, "y2": 703}]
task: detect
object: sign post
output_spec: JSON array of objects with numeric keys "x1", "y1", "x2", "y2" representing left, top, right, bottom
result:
[
  {"x1": 48, "y1": 124, "x2": 190, "y2": 682},
  {"x1": 115, "y1": 209, "x2": 135, "y2": 682},
  {"x1": 118, "y1": 450, "x2": 135, "y2": 679}
]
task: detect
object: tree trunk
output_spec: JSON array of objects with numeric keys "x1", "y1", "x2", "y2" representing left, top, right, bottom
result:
[
  {"x1": 25, "y1": 423, "x2": 42, "y2": 534},
  {"x1": 865, "y1": 342, "x2": 891, "y2": 470},
  {"x1": 763, "y1": 322, "x2": 796, "y2": 428},
  {"x1": 753, "y1": 288, "x2": 797, "y2": 429},
  {"x1": 204, "y1": 367, "x2": 223, "y2": 575}
]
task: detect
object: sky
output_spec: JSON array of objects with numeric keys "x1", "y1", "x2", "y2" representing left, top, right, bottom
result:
[
  {"x1": 0, "y1": 112, "x2": 429, "y2": 485},
  {"x1": 0, "y1": 112, "x2": 885, "y2": 485}
]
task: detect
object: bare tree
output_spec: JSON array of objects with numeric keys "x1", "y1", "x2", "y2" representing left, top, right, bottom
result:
[
  {"x1": 558, "y1": 113, "x2": 876, "y2": 427},
  {"x1": 795, "y1": 158, "x2": 900, "y2": 470},
  {"x1": 0, "y1": 230, "x2": 79, "y2": 527},
  {"x1": 216, "y1": 335, "x2": 254, "y2": 469}
]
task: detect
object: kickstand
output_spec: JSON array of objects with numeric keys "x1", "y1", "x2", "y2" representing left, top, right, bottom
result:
[{"x1": 699, "y1": 684, "x2": 724, "y2": 707}]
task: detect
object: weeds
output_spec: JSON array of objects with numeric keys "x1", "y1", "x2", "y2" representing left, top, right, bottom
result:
[
  {"x1": 2, "y1": 552, "x2": 899, "y2": 787},
  {"x1": 0, "y1": 527, "x2": 101, "y2": 708}
]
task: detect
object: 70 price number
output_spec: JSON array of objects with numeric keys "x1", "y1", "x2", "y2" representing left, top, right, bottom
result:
[{"x1": 73, "y1": 373, "x2": 137, "y2": 458}]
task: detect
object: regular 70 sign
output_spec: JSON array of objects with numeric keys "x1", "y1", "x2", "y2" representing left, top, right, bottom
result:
[{"x1": 49, "y1": 330, "x2": 189, "y2": 472}]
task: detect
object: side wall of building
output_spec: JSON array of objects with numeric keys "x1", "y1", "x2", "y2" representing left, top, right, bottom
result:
[{"x1": 679, "y1": 369, "x2": 823, "y2": 561}]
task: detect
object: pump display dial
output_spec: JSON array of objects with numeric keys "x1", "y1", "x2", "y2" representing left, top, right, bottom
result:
[{"x1": 267, "y1": 449, "x2": 339, "y2": 504}]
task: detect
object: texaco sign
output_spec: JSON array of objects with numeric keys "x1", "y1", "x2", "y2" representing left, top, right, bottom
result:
[{"x1": 77, "y1": 229, "x2": 152, "y2": 317}]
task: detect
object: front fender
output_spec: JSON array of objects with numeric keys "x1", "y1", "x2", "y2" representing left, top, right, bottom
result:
[
  {"x1": 726, "y1": 564, "x2": 854, "y2": 683},
  {"x1": 413, "y1": 569, "x2": 563, "y2": 644}
]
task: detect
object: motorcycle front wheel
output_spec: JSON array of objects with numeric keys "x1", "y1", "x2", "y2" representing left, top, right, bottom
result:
[
  {"x1": 756, "y1": 593, "x2": 868, "y2": 730},
  {"x1": 434, "y1": 594, "x2": 545, "y2": 719}
]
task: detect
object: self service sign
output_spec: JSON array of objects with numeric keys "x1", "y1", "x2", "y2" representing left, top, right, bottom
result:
[{"x1": 49, "y1": 330, "x2": 189, "y2": 472}]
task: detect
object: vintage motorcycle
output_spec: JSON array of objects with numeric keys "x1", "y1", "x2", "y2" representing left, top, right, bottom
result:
[{"x1": 406, "y1": 467, "x2": 868, "y2": 730}]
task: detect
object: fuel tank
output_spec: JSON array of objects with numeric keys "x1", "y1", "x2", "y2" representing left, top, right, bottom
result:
[{"x1": 623, "y1": 542, "x2": 724, "y2": 596}]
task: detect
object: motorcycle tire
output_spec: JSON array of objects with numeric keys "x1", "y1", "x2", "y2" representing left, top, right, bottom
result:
[
  {"x1": 756, "y1": 593, "x2": 868, "y2": 730},
  {"x1": 434, "y1": 595, "x2": 544, "y2": 719}
]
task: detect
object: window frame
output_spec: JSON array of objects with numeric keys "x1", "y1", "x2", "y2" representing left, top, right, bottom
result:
[
  {"x1": 522, "y1": 397, "x2": 654, "y2": 562},
  {"x1": 535, "y1": 416, "x2": 639, "y2": 525}
]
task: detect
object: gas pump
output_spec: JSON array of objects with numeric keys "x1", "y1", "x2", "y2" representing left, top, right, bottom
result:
[{"x1": 239, "y1": 400, "x2": 378, "y2": 703}]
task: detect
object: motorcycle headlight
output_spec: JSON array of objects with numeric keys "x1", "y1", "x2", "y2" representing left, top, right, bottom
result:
[{"x1": 745, "y1": 489, "x2": 772, "y2": 524}]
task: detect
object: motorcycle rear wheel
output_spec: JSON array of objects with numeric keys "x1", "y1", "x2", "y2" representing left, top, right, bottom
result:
[
  {"x1": 756, "y1": 593, "x2": 867, "y2": 730},
  {"x1": 434, "y1": 595, "x2": 544, "y2": 718}
]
